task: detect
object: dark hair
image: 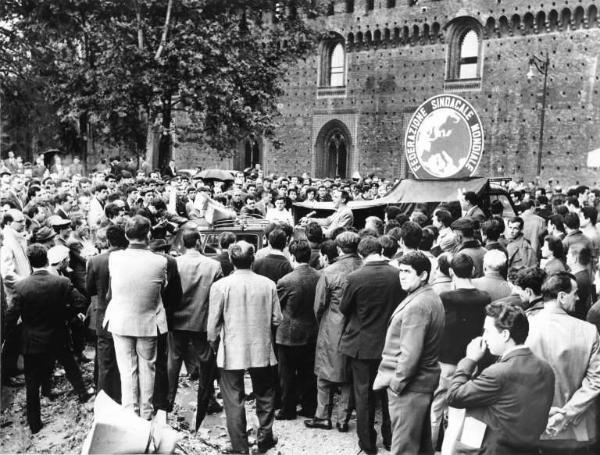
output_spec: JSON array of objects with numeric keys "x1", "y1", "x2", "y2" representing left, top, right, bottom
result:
[
  {"x1": 306, "y1": 221, "x2": 323, "y2": 244},
  {"x1": 182, "y1": 229, "x2": 201, "y2": 249},
  {"x1": 384, "y1": 220, "x2": 401, "y2": 234},
  {"x1": 548, "y1": 214, "x2": 565, "y2": 233},
  {"x1": 289, "y1": 239, "x2": 311, "y2": 263},
  {"x1": 554, "y1": 205, "x2": 569, "y2": 217},
  {"x1": 385, "y1": 206, "x2": 403, "y2": 221},
  {"x1": 106, "y1": 225, "x2": 128, "y2": 249},
  {"x1": 450, "y1": 253, "x2": 474, "y2": 279},
  {"x1": 228, "y1": 241, "x2": 254, "y2": 269},
  {"x1": 358, "y1": 236, "x2": 382, "y2": 257},
  {"x1": 482, "y1": 217, "x2": 505, "y2": 242},
  {"x1": 335, "y1": 231, "x2": 360, "y2": 254},
  {"x1": 401, "y1": 221, "x2": 422, "y2": 249},
  {"x1": 320, "y1": 239, "x2": 338, "y2": 263},
  {"x1": 379, "y1": 235, "x2": 398, "y2": 259},
  {"x1": 27, "y1": 243, "x2": 48, "y2": 268},
  {"x1": 564, "y1": 212, "x2": 580, "y2": 230},
  {"x1": 582, "y1": 206, "x2": 598, "y2": 225},
  {"x1": 544, "y1": 235, "x2": 564, "y2": 260},
  {"x1": 411, "y1": 211, "x2": 428, "y2": 228},
  {"x1": 437, "y1": 253, "x2": 451, "y2": 277},
  {"x1": 104, "y1": 202, "x2": 122, "y2": 219},
  {"x1": 398, "y1": 251, "x2": 432, "y2": 282},
  {"x1": 515, "y1": 267, "x2": 546, "y2": 296},
  {"x1": 358, "y1": 228, "x2": 379, "y2": 239},
  {"x1": 433, "y1": 209, "x2": 453, "y2": 228},
  {"x1": 336, "y1": 189, "x2": 350, "y2": 204},
  {"x1": 219, "y1": 231, "x2": 236, "y2": 249},
  {"x1": 54, "y1": 192, "x2": 72, "y2": 205},
  {"x1": 395, "y1": 214, "x2": 410, "y2": 226},
  {"x1": 509, "y1": 216, "x2": 524, "y2": 230},
  {"x1": 542, "y1": 271, "x2": 576, "y2": 299},
  {"x1": 568, "y1": 243, "x2": 591, "y2": 266},
  {"x1": 485, "y1": 301, "x2": 529, "y2": 345},
  {"x1": 566, "y1": 196, "x2": 580, "y2": 209},
  {"x1": 419, "y1": 227, "x2": 436, "y2": 251},
  {"x1": 490, "y1": 199, "x2": 504, "y2": 216},
  {"x1": 125, "y1": 215, "x2": 151, "y2": 241},
  {"x1": 92, "y1": 183, "x2": 108, "y2": 194},
  {"x1": 268, "y1": 228, "x2": 287, "y2": 250},
  {"x1": 464, "y1": 191, "x2": 478, "y2": 206}
]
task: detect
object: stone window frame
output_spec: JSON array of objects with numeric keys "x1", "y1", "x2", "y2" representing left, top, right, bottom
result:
[
  {"x1": 445, "y1": 17, "x2": 484, "y2": 82},
  {"x1": 317, "y1": 32, "x2": 347, "y2": 96}
]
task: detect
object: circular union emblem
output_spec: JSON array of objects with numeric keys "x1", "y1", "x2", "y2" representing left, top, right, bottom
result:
[{"x1": 404, "y1": 94, "x2": 484, "y2": 179}]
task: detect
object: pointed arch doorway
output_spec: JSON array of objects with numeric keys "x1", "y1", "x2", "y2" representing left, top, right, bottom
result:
[{"x1": 315, "y1": 119, "x2": 352, "y2": 178}]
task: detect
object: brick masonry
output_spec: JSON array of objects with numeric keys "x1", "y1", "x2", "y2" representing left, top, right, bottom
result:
[{"x1": 174, "y1": 0, "x2": 600, "y2": 186}]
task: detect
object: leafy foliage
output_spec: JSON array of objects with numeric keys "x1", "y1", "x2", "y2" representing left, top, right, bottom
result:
[{"x1": 0, "y1": 0, "x2": 320, "y2": 162}]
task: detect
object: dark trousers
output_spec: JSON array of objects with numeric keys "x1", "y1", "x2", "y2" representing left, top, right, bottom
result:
[
  {"x1": 220, "y1": 367, "x2": 275, "y2": 453},
  {"x1": 167, "y1": 330, "x2": 212, "y2": 411},
  {"x1": 1, "y1": 323, "x2": 21, "y2": 379},
  {"x1": 24, "y1": 349, "x2": 85, "y2": 431},
  {"x1": 277, "y1": 344, "x2": 316, "y2": 416},
  {"x1": 351, "y1": 357, "x2": 391, "y2": 452},
  {"x1": 153, "y1": 332, "x2": 169, "y2": 411},
  {"x1": 96, "y1": 334, "x2": 121, "y2": 403}
]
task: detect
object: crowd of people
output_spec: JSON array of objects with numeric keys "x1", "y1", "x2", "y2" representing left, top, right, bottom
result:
[{"x1": 2, "y1": 152, "x2": 600, "y2": 455}]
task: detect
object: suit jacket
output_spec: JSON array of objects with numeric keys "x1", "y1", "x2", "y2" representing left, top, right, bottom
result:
[
  {"x1": 314, "y1": 253, "x2": 363, "y2": 382},
  {"x1": 507, "y1": 235, "x2": 536, "y2": 269},
  {"x1": 314, "y1": 206, "x2": 354, "y2": 238},
  {"x1": 465, "y1": 205, "x2": 486, "y2": 224},
  {"x1": 373, "y1": 284, "x2": 445, "y2": 394},
  {"x1": 521, "y1": 210, "x2": 546, "y2": 255},
  {"x1": 6, "y1": 270, "x2": 78, "y2": 354},
  {"x1": 339, "y1": 260, "x2": 405, "y2": 359},
  {"x1": 104, "y1": 245, "x2": 168, "y2": 337},
  {"x1": 174, "y1": 250, "x2": 221, "y2": 332},
  {"x1": 207, "y1": 269, "x2": 282, "y2": 369},
  {"x1": 473, "y1": 272, "x2": 512, "y2": 302},
  {"x1": 155, "y1": 251, "x2": 183, "y2": 330},
  {"x1": 215, "y1": 250, "x2": 234, "y2": 277},
  {"x1": 86, "y1": 248, "x2": 120, "y2": 336},
  {"x1": 527, "y1": 307, "x2": 600, "y2": 448},
  {"x1": 458, "y1": 240, "x2": 486, "y2": 278},
  {"x1": 447, "y1": 347, "x2": 555, "y2": 454},
  {"x1": 252, "y1": 253, "x2": 293, "y2": 284},
  {"x1": 0, "y1": 226, "x2": 31, "y2": 306},
  {"x1": 276, "y1": 264, "x2": 320, "y2": 346}
]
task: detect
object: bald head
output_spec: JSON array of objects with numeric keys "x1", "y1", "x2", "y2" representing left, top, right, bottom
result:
[{"x1": 229, "y1": 240, "x2": 255, "y2": 269}]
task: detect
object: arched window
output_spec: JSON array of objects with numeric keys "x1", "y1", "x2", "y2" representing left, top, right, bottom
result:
[
  {"x1": 445, "y1": 17, "x2": 483, "y2": 82},
  {"x1": 330, "y1": 43, "x2": 345, "y2": 86},
  {"x1": 318, "y1": 33, "x2": 346, "y2": 91},
  {"x1": 458, "y1": 30, "x2": 479, "y2": 79}
]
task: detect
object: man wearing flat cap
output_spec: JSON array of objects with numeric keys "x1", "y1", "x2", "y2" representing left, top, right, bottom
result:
[{"x1": 451, "y1": 217, "x2": 487, "y2": 278}]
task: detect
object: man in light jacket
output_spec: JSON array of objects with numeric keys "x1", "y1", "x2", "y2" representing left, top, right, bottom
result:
[
  {"x1": 207, "y1": 241, "x2": 282, "y2": 454},
  {"x1": 103, "y1": 215, "x2": 168, "y2": 420},
  {"x1": 373, "y1": 251, "x2": 445, "y2": 455},
  {"x1": 527, "y1": 272, "x2": 600, "y2": 454}
]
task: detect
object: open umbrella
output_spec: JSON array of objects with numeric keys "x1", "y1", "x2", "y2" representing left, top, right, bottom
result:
[{"x1": 196, "y1": 169, "x2": 235, "y2": 181}]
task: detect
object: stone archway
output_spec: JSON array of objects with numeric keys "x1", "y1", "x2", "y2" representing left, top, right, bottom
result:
[{"x1": 315, "y1": 119, "x2": 352, "y2": 178}]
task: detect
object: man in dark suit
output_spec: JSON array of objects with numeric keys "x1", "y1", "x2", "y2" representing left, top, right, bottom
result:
[
  {"x1": 6, "y1": 244, "x2": 91, "y2": 433},
  {"x1": 339, "y1": 236, "x2": 405, "y2": 454},
  {"x1": 215, "y1": 231, "x2": 236, "y2": 277},
  {"x1": 447, "y1": 301, "x2": 555, "y2": 454},
  {"x1": 86, "y1": 225, "x2": 128, "y2": 402},
  {"x1": 252, "y1": 228, "x2": 293, "y2": 283},
  {"x1": 275, "y1": 239, "x2": 320, "y2": 420}
]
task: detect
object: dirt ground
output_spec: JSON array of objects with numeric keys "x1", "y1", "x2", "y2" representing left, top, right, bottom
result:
[{"x1": 1, "y1": 349, "x2": 392, "y2": 455}]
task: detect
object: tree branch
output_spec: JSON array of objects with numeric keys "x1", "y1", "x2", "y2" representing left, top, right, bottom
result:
[{"x1": 154, "y1": 0, "x2": 172, "y2": 60}]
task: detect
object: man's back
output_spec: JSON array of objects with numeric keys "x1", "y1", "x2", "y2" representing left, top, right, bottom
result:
[
  {"x1": 458, "y1": 241, "x2": 486, "y2": 277},
  {"x1": 473, "y1": 272, "x2": 512, "y2": 302},
  {"x1": 12, "y1": 271, "x2": 72, "y2": 354},
  {"x1": 208, "y1": 269, "x2": 282, "y2": 370},
  {"x1": 86, "y1": 251, "x2": 112, "y2": 335},
  {"x1": 527, "y1": 308, "x2": 600, "y2": 446},
  {"x1": 447, "y1": 347, "x2": 555, "y2": 453},
  {"x1": 253, "y1": 253, "x2": 293, "y2": 283},
  {"x1": 339, "y1": 261, "x2": 405, "y2": 359},
  {"x1": 439, "y1": 288, "x2": 490, "y2": 365},
  {"x1": 105, "y1": 246, "x2": 168, "y2": 337},
  {"x1": 174, "y1": 250, "x2": 221, "y2": 332},
  {"x1": 522, "y1": 210, "x2": 546, "y2": 254}
]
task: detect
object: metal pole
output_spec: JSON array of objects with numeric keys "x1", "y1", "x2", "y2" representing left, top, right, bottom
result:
[{"x1": 537, "y1": 53, "x2": 549, "y2": 177}]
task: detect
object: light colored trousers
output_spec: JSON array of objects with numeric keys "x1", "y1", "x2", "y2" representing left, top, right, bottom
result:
[
  {"x1": 314, "y1": 376, "x2": 352, "y2": 423},
  {"x1": 430, "y1": 362, "x2": 457, "y2": 447},
  {"x1": 112, "y1": 334, "x2": 157, "y2": 420}
]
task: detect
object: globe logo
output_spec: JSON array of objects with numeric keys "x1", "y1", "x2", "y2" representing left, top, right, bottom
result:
[{"x1": 405, "y1": 94, "x2": 484, "y2": 179}]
